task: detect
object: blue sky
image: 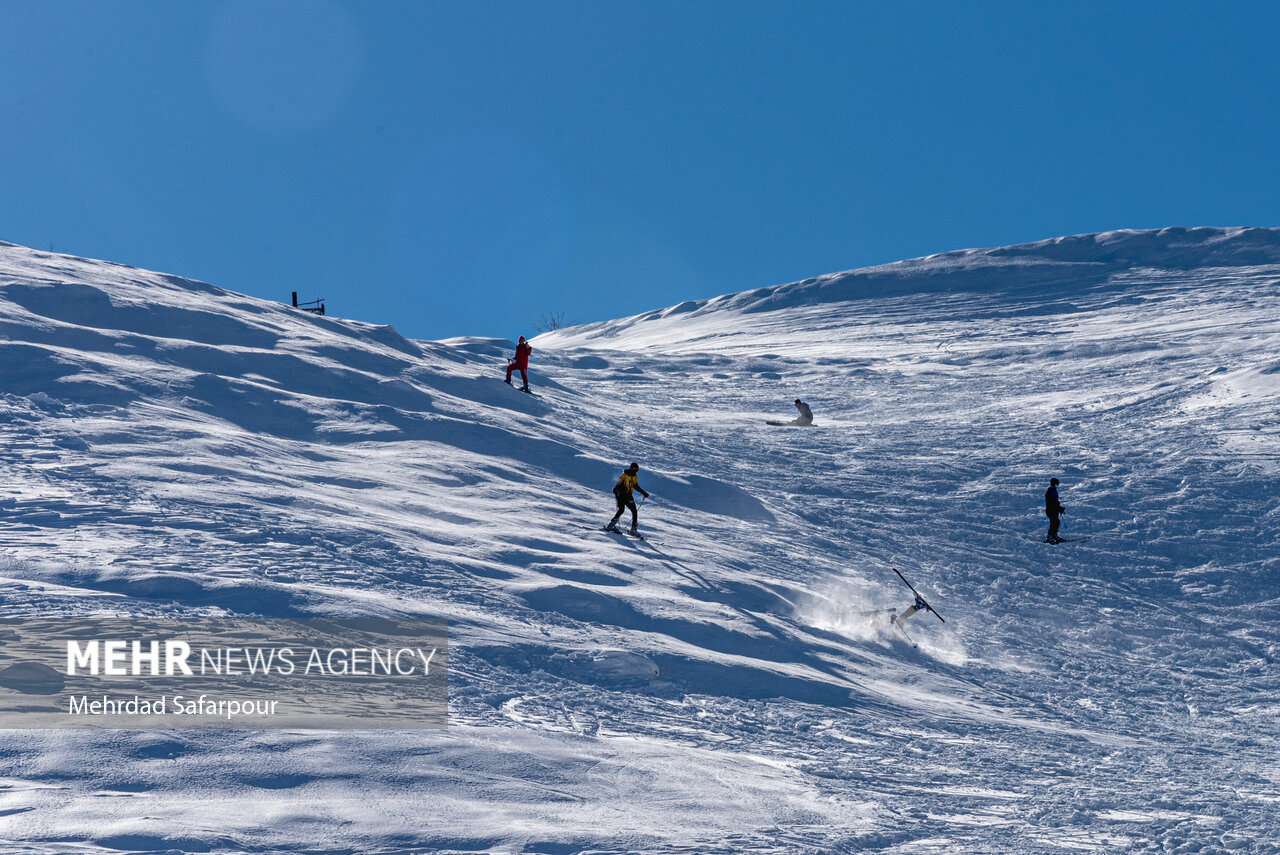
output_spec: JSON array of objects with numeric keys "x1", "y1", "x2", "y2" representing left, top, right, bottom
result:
[{"x1": 3, "y1": 1, "x2": 1279, "y2": 340}]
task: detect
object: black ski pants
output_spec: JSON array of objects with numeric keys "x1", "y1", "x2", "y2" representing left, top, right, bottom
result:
[{"x1": 611, "y1": 494, "x2": 638, "y2": 526}]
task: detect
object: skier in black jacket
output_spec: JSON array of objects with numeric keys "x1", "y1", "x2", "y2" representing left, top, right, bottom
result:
[{"x1": 1044, "y1": 478, "x2": 1065, "y2": 543}]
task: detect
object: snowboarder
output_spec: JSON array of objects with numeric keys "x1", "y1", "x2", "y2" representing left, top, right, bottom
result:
[
  {"x1": 505, "y1": 335, "x2": 532, "y2": 391},
  {"x1": 606, "y1": 462, "x2": 650, "y2": 535},
  {"x1": 1044, "y1": 477, "x2": 1065, "y2": 543},
  {"x1": 767, "y1": 399, "x2": 814, "y2": 426}
]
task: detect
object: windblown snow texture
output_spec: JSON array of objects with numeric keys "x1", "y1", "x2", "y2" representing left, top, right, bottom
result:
[{"x1": 1, "y1": 228, "x2": 1278, "y2": 853}]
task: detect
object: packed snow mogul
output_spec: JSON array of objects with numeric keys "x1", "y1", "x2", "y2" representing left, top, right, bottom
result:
[
  {"x1": 1044, "y1": 477, "x2": 1065, "y2": 543},
  {"x1": 504, "y1": 335, "x2": 532, "y2": 391},
  {"x1": 767, "y1": 399, "x2": 814, "y2": 426},
  {"x1": 606, "y1": 462, "x2": 650, "y2": 535}
]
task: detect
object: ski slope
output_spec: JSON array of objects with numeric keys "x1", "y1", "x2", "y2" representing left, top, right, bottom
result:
[{"x1": 1, "y1": 228, "x2": 1278, "y2": 853}]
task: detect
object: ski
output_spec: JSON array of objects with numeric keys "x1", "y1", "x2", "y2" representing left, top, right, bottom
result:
[
  {"x1": 590, "y1": 524, "x2": 648, "y2": 542},
  {"x1": 892, "y1": 567, "x2": 945, "y2": 623},
  {"x1": 604, "y1": 526, "x2": 646, "y2": 541},
  {"x1": 491, "y1": 376, "x2": 540, "y2": 396}
]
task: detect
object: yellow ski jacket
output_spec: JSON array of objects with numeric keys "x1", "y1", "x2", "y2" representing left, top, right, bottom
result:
[{"x1": 614, "y1": 471, "x2": 648, "y2": 499}]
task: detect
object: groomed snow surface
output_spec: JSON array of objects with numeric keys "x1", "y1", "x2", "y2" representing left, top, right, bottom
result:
[{"x1": 1, "y1": 227, "x2": 1278, "y2": 853}]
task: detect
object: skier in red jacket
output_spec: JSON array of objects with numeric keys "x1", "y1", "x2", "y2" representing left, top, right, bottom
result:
[{"x1": 505, "y1": 336, "x2": 532, "y2": 391}]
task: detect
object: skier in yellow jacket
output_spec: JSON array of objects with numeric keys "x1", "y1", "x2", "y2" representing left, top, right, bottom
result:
[{"x1": 606, "y1": 462, "x2": 650, "y2": 535}]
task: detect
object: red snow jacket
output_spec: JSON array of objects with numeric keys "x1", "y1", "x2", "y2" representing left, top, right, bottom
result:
[{"x1": 511, "y1": 339, "x2": 532, "y2": 369}]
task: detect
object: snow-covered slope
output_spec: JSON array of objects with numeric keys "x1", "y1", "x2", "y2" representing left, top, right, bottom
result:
[
  {"x1": 540, "y1": 226, "x2": 1280, "y2": 354},
  {"x1": 1, "y1": 229, "x2": 1278, "y2": 853}
]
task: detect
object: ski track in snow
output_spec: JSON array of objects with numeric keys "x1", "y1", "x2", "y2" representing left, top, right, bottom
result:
[{"x1": 0, "y1": 231, "x2": 1278, "y2": 853}]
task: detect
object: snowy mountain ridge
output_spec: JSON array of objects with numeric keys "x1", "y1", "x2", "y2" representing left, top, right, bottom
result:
[
  {"x1": 540, "y1": 226, "x2": 1280, "y2": 351},
  {"x1": 1, "y1": 231, "x2": 1278, "y2": 853}
]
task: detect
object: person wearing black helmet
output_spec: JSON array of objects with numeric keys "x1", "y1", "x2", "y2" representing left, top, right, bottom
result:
[
  {"x1": 1044, "y1": 478, "x2": 1065, "y2": 543},
  {"x1": 606, "y1": 462, "x2": 650, "y2": 535}
]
